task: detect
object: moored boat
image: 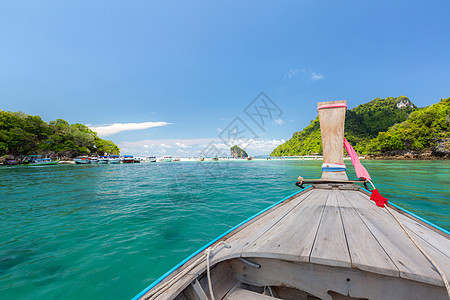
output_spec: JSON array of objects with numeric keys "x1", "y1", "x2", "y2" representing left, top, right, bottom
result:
[
  {"x1": 161, "y1": 155, "x2": 172, "y2": 162},
  {"x1": 98, "y1": 156, "x2": 109, "y2": 164},
  {"x1": 134, "y1": 157, "x2": 142, "y2": 163},
  {"x1": 89, "y1": 157, "x2": 99, "y2": 164},
  {"x1": 146, "y1": 156, "x2": 157, "y2": 163},
  {"x1": 108, "y1": 155, "x2": 121, "y2": 164},
  {"x1": 74, "y1": 156, "x2": 90, "y2": 164},
  {"x1": 122, "y1": 155, "x2": 134, "y2": 163},
  {"x1": 24, "y1": 155, "x2": 60, "y2": 166},
  {"x1": 173, "y1": 156, "x2": 181, "y2": 162},
  {"x1": 133, "y1": 100, "x2": 450, "y2": 300}
]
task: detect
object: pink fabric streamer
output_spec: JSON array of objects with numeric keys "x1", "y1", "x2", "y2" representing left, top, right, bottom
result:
[
  {"x1": 317, "y1": 103, "x2": 347, "y2": 112},
  {"x1": 343, "y1": 138, "x2": 371, "y2": 180}
]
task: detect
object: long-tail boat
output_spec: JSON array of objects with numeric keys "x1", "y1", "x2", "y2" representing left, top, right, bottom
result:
[{"x1": 133, "y1": 100, "x2": 449, "y2": 300}]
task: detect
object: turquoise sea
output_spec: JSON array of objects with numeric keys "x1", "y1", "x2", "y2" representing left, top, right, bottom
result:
[{"x1": 0, "y1": 160, "x2": 449, "y2": 299}]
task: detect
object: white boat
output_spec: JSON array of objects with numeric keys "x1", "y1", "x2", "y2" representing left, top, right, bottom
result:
[
  {"x1": 134, "y1": 157, "x2": 142, "y2": 163},
  {"x1": 108, "y1": 155, "x2": 121, "y2": 164},
  {"x1": 146, "y1": 156, "x2": 157, "y2": 163},
  {"x1": 74, "y1": 156, "x2": 90, "y2": 164},
  {"x1": 98, "y1": 156, "x2": 109, "y2": 164},
  {"x1": 89, "y1": 157, "x2": 99, "y2": 164},
  {"x1": 161, "y1": 155, "x2": 172, "y2": 162}
]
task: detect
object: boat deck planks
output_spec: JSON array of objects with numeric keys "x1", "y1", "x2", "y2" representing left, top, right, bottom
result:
[
  {"x1": 310, "y1": 190, "x2": 351, "y2": 268},
  {"x1": 142, "y1": 185, "x2": 449, "y2": 299},
  {"x1": 337, "y1": 190, "x2": 399, "y2": 277},
  {"x1": 240, "y1": 186, "x2": 448, "y2": 286},
  {"x1": 243, "y1": 189, "x2": 329, "y2": 262},
  {"x1": 346, "y1": 190, "x2": 445, "y2": 286}
]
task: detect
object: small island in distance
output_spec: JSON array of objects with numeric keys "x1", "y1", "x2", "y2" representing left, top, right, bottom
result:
[{"x1": 230, "y1": 145, "x2": 248, "y2": 158}]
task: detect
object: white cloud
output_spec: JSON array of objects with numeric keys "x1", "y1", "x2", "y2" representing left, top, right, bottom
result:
[
  {"x1": 310, "y1": 72, "x2": 324, "y2": 81},
  {"x1": 285, "y1": 69, "x2": 299, "y2": 79},
  {"x1": 119, "y1": 137, "x2": 285, "y2": 157},
  {"x1": 89, "y1": 121, "x2": 171, "y2": 137},
  {"x1": 274, "y1": 119, "x2": 285, "y2": 125}
]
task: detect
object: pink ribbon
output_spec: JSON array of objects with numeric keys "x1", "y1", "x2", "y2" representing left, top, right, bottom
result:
[
  {"x1": 343, "y1": 138, "x2": 371, "y2": 180},
  {"x1": 317, "y1": 103, "x2": 347, "y2": 112}
]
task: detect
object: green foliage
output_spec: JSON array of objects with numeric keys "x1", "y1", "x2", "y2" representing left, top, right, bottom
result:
[
  {"x1": 271, "y1": 96, "x2": 418, "y2": 156},
  {"x1": 367, "y1": 98, "x2": 449, "y2": 153},
  {"x1": 0, "y1": 110, "x2": 120, "y2": 157}
]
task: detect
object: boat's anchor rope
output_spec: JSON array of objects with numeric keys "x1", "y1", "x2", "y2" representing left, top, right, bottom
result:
[
  {"x1": 368, "y1": 180, "x2": 450, "y2": 299},
  {"x1": 147, "y1": 241, "x2": 230, "y2": 300}
]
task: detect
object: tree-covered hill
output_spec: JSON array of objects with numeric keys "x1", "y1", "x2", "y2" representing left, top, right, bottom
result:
[
  {"x1": 0, "y1": 110, "x2": 119, "y2": 158},
  {"x1": 367, "y1": 98, "x2": 449, "y2": 157},
  {"x1": 230, "y1": 145, "x2": 248, "y2": 158},
  {"x1": 271, "y1": 96, "x2": 417, "y2": 156}
]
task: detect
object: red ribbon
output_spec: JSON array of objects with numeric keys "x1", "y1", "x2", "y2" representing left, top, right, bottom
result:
[{"x1": 370, "y1": 189, "x2": 388, "y2": 208}]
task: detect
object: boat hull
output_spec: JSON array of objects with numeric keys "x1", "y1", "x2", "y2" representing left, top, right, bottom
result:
[
  {"x1": 74, "y1": 159, "x2": 90, "y2": 164},
  {"x1": 27, "y1": 160, "x2": 60, "y2": 166}
]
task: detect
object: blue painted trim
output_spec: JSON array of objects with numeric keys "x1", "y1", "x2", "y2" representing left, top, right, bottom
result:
[
  {"x1": 388, "y1": 202, "x2": 450, "y2": 235},
  {"x1": 322, "y1": 167, "x2": 346, "y2": 172},
  {"x1": 361, "y1": 188, "x2": 449, "y2": 235},
  {"x1": 131, "y1": 187, "x2": 310, "y2": 300}
]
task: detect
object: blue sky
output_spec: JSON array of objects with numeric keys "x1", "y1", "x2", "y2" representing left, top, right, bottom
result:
[{"x1": 1, "y1": 1, "x2": 449, "y2": 156}]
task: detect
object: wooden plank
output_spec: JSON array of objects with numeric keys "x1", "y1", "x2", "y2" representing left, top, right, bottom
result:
[
  {"x1": 346, "y1": 190, "x2": 444, "y2": 286},
  {"x1": 390, "y1": 208, "x2": 450, "y2": 258},
  {"x1": 310, "y1": 190, "x2": 351, "y2": 268},
  {"x1": 317, "y1": 100, "x2": 348, "y2": 181},
  {"x1": 225, "y1": 288, "x2": 279, "y2": 300},
  {"x1": 386, "y1": 207, "x2": 450, "y2": 285},
  {"x1": 243, "y1": 189, "x2": 329, "y2": 262},
  {"x1": 210, "y1": 189, "x2": 315, "y2": 264},
  {"x1": 183, "y1": 279, "x2": 208, "y2": 300},
  {"x1": 337, "y1": 190, "x2": 399, "y2": 277},
  {"x1": 200, "y1": 261, "x2": 238, "y2": 300}
]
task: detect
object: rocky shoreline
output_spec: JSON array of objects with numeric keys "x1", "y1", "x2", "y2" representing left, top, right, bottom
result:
[{"x1": 366, "y1": 149, "x2": 449, "y2": 160}]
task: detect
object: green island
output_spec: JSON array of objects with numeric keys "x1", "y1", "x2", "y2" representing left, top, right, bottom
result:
[
  {"x1": 230, "y1": 145, "x2": 248, "y2": 158},
  {"x1": 271, "y1": 96, "x2": 450, "y2": 159},
  {"x1": 0, "y1": 110, "x2": 119, "y2": 161}
]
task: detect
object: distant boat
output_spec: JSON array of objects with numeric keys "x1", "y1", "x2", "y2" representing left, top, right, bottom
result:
[
  {"x1": 146, "y1": 156, "x2": 157, "y2": 163},
  {"x1": 198, "y1": 157, "x2": 205, "y2": 161},
  {"x1": 25, "y1": 155, "x2": 60, "y2": 166},
  {"x1": 173, "y1": 156, "x2": 181, "y2": 162},
  {"x1": 247, "y1": 157, "x2": 253, "y2": 161},
  {"x1": 4, "y1": 159, "x2": 17, "y2": 165},
  {"x1": 98, "y1": 156, "x2": 109, "y2": 164},
  {"x1": 74, "y1": 156, "x2": 90, "y2": 164},
  {"x1": 89, "y1": 157, "x2": 99, "y2": 164},
  {"x1": 134, "y1": 157, "x2": 142, "y2": 163},
  {"x1": 161, "y1": 155, "x2": 172, "y2": 162},
  {"x1": 212, "y1": 156, "x2": 219, "y2": 161},
  {"x1": 108, "y1": 155, "x2": 121, "y2": 164},
  {"x1": 122, "y1": 155, "x2": 134, "y2": 163}
]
